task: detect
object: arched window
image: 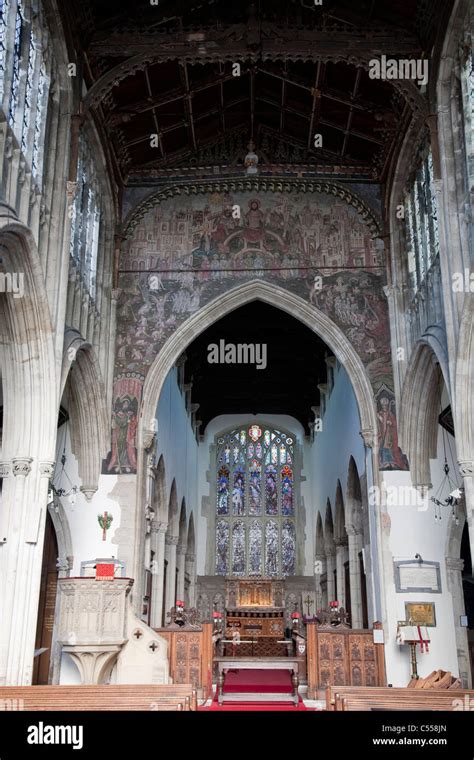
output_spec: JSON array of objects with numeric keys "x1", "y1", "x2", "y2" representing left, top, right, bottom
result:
[
  {"x1": 1, "y1": 1, "x2": 51, "y2": 186},
  {"x1": 215, "y1": 424, "x2": 296, "y2": 577},
  {"x1": 404, "y1": 146, "x2": 439, "y2": 293},
  {"x1": 69, "y1": 135, "x2": 101, "y2": 300}
]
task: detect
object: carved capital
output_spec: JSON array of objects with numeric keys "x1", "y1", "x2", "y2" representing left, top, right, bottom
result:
[
  {"x1": 360, "y1": 428, "x2": 376, "y2": 448},
  {"x1": 185, "y1": 553, "x2": 195, "y2": 563},
  {"x1": 80, "y1": 485, "x2": 98, "y2": 502},
  {"x1": 66, "y1": 181, "x2": 78, "y2": 200},
  {"x1": 446, "y1": 557, "x2": 464, "y2": 572},
  {"x1": 142, "y1": 429, "x2": 156, "y2": 452},
  {"x1": 151, "y1": 520, "x2": 168, "y2": 534},
  {"x1": 165, "y1": 534, "x2": 179, "y2": 546},
  {"x1": 0, "y1": 461, "x2": 11, "y2": 478},
  {"x1": 12, "y1": 457, "x2": 33, "y2": 477},
  {"x1": 39, "y1": 461, "x2": 55, "y2": 478},
  {"x1": 458, "y1": 460, "x2": 474, "y2": 478},
  {"x1": 177, "y1": 545, "x2": 187, "y2": 556}
]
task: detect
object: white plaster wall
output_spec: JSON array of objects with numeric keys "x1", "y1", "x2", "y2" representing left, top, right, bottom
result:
[
  {"x1": 382, "y1": 420, "x2": 460, "y2": 685},
  {"x1": 154, "y1": 367, "x2": 199, "y2": 525},
  {"x1": 310, "y1": 365, "x2": 366, "y2": 522},
  {"x1": 54, "y1": 423, "x2": 119, "y2": 575}
]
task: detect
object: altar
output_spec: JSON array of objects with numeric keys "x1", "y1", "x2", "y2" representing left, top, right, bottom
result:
[{"x1": 223, "y1": 579, "x2": 287, "y2": 656}]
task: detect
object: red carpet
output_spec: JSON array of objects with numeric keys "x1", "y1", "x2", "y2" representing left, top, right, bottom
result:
[
  {"x1": 197, "y1": 669, "x2": 315, "y2": 711},
  {"x1": 223, "y1": 668, "x2": 292, "y2": 694}
]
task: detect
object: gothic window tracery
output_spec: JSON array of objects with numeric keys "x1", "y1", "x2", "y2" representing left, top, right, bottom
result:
[
  {"x1": 69, "y1": 135, "x2": 101, "y2": 300},
  {"x1": 215, "y1": 425, "x2": 296, "y2": 577},
  {"x1": 404, "y1": 147, "x2": 439, "y2": 293}
]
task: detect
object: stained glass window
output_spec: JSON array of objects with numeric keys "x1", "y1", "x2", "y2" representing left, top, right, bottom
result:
[
  {"x1": 69, "y1": 136, "x2": 101, "y2": 300},
  {"x1": 216, "y1": 520, "x2": 229, "y2": 575},
  {"x1": 404, "y1": 147, "x2": 440, "y2": 293},
  {"x1": 0, "y1": 0, "x2": 9, "y2": 102},
  {"x1": 8, "y1": 1, "x2": 23, "y2": 132},
  {"x1": 215, "y1": 426, "x2": 296, "y2": 576}
]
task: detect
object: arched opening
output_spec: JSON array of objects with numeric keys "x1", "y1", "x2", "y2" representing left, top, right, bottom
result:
[
  {"x1": 461, "y1": 522, "x2": 474, "y2": 685},
  {"x1": 32, "y1": 511, "x2": 59, "y2": 685}
]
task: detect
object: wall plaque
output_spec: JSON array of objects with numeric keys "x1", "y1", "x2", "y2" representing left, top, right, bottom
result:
[{"x1": 394, "y1": 560, "x2": 441, "y2": 593}]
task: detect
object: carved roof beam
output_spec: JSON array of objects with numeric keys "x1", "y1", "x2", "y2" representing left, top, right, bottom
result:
[
  {"x1": 319, "y1": 117, "x2": 383, "y2": 146},
  {"x1": 258, "y1": 67, "x2": 383, "y2": 113},
  {"x1": 87, "y1": 25, "x2": 422, "y2": 58},
  {"x1": 307, "y1": 61, "x2": 324, "y2": 152},
  {"x1": 106, "y1": 69, "x2": 240, "y2": 122},
  {"x1": 144, "y1": 68, "x2": 165, "y2": 159},
  {"x1": 341, "y1": 67, "x2": 362, "y2": 158},
  {"x1": 180, "y1": 62, "x2": 197, "y2": 152}
]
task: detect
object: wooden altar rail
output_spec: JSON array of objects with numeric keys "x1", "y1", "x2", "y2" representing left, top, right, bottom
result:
[
  {"x1": 306, "y1": 621, "x2": 386, "y2": 699},
  {"x1": 155, "y1": 623, "x2": 213, "y2": 702}
]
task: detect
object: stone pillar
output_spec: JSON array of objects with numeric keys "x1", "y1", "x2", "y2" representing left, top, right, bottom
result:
[
  {"x1": 185, "y1": 553, "x2": 196, "y2": 607},
  {"x1": 149, "y1": 521, "x2": 167, "y2": 629},
  {"x1": 335, "y1": 541, "x2": 346, "y2": 609},
  {"x1": 0, "y1": 458, "x2": 54, "y2": 685},
  {"x1": 314, "y1": 554, "x2": 325, "y2": 609},
  {"x1": 176, "y1": 545, "x2": 187, "y2": 603},
  {"x1": 446, "y1": 557, "x2": 471, "y2": 688},
  {"x1": 346, "y1": 526, "x2": 363, "y2": 629},
  {"x1": 164, "y1": 535, "x2": 178, "y2": 622},
  {"x1": 325, "y1": 548, "x2": 336, "y2": 603}
]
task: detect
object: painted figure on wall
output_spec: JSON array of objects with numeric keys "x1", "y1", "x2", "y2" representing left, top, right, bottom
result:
[
  {"x1": 376, "y1": 389, "x2": 409, "y2": 470},
  {"x1": 108, "y1": 395, "x2": 138, "y2": 473}
]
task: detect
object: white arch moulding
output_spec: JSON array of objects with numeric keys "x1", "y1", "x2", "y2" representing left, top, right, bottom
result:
[{"x1": 131, "y1": 280, "x2": 379, "y2": 609}]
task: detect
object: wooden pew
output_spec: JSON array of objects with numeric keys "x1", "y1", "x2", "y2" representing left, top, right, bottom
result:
[
  {"x1": 0, "y1": 685, "x2": 197, "y2": 712},
  {"x1": 326, "y1": 685, "x2": 474, "y2": 712}
]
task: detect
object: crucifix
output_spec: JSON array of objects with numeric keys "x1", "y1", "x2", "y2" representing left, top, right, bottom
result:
[
  {"x1": 304, "y1": 595, "x2": 313, "y2": 617},
  {"x1": 97, "y1": 511, "x2": 113, "y2": 541}
]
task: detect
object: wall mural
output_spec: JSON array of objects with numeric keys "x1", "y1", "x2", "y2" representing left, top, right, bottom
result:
[{"x1": 102, "y1": 190, "x2": 408, "y2": 474}]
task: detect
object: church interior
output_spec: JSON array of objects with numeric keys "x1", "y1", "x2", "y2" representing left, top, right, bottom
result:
[{"x1": 0, "y1": 0, "x2": 473, "y2": 720}]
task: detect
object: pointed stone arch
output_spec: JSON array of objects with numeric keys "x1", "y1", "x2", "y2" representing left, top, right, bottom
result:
[
  {"x1": 168, "y1": 479, "x2": 179, "y2": 536},
  {"x1": 132, "y1": 279, "x2": 378, "y2": 604},
  {"x1": 153, "y1": 455, "x2": 167, "y2": 522},
  {"x1": 178, "y1": 499, "x2": 187, "y2": 548},
  {"x1": 60, "y1": 330, "x2": 109, "y2": 501},
  {"x1": 334, "y1": 480, "x2": 347, "y2": 546},
  {"x1": 187, "y1": 512, "x2": 196, "y2": 556},
  {"x1": 0, "y1": 210, "x2": 58, "y2": 684},
  {"x1": 346, "y1": 456, "x2": 363, "y2": 535},
  {"x1": 398, "y1": 340, "x2": 448, "y2": 489}
]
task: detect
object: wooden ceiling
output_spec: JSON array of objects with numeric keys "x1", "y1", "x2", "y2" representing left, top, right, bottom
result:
[
  {"x1": 182, "y1": 301, "x2": 332, "y2": 434},
  {"x1": 62, "y1": 0, "x2": 452, "y2": 186}
]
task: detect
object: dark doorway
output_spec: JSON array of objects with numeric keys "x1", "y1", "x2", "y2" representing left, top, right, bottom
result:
[{"x1": 33, "y1": 511, "x2": 58, "y2": 684}]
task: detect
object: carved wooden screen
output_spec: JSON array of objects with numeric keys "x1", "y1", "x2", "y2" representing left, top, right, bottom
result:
[
  {"x1": 158, "y1": 623, "x2": 213, "y2": 700},
  {"x1": 306, "y1": 622, "x2": 386, "y2": 698}
]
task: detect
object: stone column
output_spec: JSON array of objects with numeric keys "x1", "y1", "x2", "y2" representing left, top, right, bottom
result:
[
  {"x1": 335, "y1": 540, "x2": 346, "y2": 609},
  {"x1": 346, "y1": 526, "x2": 363, "y2": 629},
  {"x1": 149, "y1": 521, "x2": 167, "y2": 629},
  {"x1": 0, "y1": 458, "x2": 54, "y2": 685},
  {"x1": 325, "y1": 548, "x2": 336, "y2": 603},
  {"x1": 164, "y1": 535, "x2": 179, "y2": 622},
  {"x1": 314, "y1": 554, "x2": 325, "y2": 609},
  {"x1": 446, "y1": 557, "x2": 471, "y2": 688},
  {"x1": 185, "y1": 553, "x2": 196, "y2": 607},
  {"x1": 176, "y1": 545, "x2": 187, "y2": 603}
]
